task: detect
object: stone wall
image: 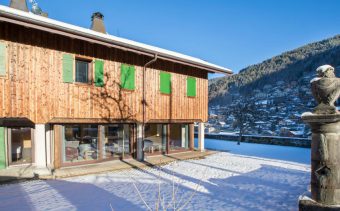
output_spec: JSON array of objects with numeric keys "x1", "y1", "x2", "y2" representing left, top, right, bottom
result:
[{"x1": 196, "y1": 134, "x2": 311, "y2": 148}]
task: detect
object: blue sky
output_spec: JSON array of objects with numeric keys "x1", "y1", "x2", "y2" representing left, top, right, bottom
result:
[{"x1": 1, "y1": 0, "x2": 339, "y2": 78}]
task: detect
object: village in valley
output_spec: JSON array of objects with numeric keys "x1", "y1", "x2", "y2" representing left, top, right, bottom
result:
[
  {"x1": 207, "y1": 68, "x2": 340, "y2": 138},
  {"x1": 207, "y1": 77, "x2": 314, "y2": 138}
]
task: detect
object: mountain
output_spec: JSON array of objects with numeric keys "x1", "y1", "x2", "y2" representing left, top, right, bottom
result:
[
  {"x1": 209, "y1": 35, "x2": 340, "y2": 105},
  {"x1": 208, "y1": 35, "x2": 340, "y2": 137}
]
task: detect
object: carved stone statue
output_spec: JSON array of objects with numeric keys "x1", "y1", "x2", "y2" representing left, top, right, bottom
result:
[
  {"x1": 311, "y1": 65, "x2": 340, "y2": 114},
  {"x1": 299, "y1": 65, "x2": 340, "y2": 210}
]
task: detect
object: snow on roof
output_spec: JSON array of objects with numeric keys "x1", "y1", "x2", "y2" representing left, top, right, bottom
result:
[
  {"x1": 0, "y1": 5, "x2": 232, "y2": 74},
  {"x1": 254, "y1": 121, "x2": 266, "y2": 124},
  {"x1": 290, "y1": 131, "x2": 304, "y2": 136}
]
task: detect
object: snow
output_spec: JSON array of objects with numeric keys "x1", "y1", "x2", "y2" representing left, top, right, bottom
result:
[
  {"x1": 0, "y1": 5, "x2": 231, "y2": 73},
  {"x1": 208, "y1": 132, "x2": 309, "y2": 141},
  {"x1": 0, "y1": 139, "x2": 310, "y2": 211},
  {"x1": 316, "y1": 64, "x2": 334, "y2": 73},
  {"x1": 310, "y1": 77, "x2": 321, "y2": 83}
]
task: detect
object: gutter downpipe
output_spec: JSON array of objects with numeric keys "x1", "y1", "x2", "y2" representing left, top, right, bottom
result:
[{"x1": 140, "y1": 54, "x2": 158, "y2": 161}]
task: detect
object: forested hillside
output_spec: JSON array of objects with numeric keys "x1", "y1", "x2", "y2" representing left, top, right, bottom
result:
[
  {"x1": 209, "y1": 35, "x2": 340, "y2": 105},
  {"x1": 208, "y1": 35, "x2": 340, "y2": 137}
]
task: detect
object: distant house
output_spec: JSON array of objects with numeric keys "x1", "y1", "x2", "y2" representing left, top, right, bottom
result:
[
  {"x1": 209, "y1": 114, "x2": 218, "y2": 119},
  {"x1": 280, "y1": 127, "x2": 304, "y2": 137},
  {"x1": 205, "y1": 126, "x2": 217, "y2": 134},
  {"x1": 276, "y1": 81, "x2": 285, "y2": 86},
  {"x1": 218, "y1": 122, "x2": 226, "y2": 127},
  {"x1": 0, "y1": 2, "x2": 232, "y2": 173}
]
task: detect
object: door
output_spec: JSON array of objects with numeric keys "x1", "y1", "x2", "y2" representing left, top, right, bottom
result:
[
  {"x1": 8, "y1": 127, "x2": 33, "y2": 165},
  {"x1": 0, "y1": 127, "x2": 6, "y2": 169}
]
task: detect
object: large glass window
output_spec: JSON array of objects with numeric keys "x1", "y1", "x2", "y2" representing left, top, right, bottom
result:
[
  {"x1": 144, "y1": 124, "x2": 167, "y2": 155},
  {"x1": 103, "y1": 124, "x2": 131, "y2": 160},
  {"x1": 63, "y1": 124, "x2": 98, "y2": 163},
  {"x1": 169, "y1": 124, "x2": 189, "y2": 152},
  {"x1": 9, "y1": 127, "x2": 32, "y2": 165}
]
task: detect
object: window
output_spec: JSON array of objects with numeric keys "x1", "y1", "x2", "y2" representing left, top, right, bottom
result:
[
  {"x1": 187, "y1": 77, "x2": 196, "y2": 97},
  {"x1": 160, "y1": 72, "x2": 171, "y2": 94},
  {"x1": 75, "y1": 59, "x2": 91, "y2": 84},
  {"x1": 144, "y1": 124, "x2": 167, "y2": 155},
  {"x1": 169, "y1": 124, "x2": 189, "y2": 152},
  {"x1": 63, "y1": 124, "x2": 99, "y2": 163},
  {"x1": 121, "y1": 64, "x2": 135, "y2": 90},
  {"x1": 103, "y1": 124, "x2": 131, "y2": 159}
]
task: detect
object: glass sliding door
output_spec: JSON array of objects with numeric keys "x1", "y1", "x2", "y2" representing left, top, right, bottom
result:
[
  {"x1": 62, "y1": 124, "x2": 99, "y2": 163},
  {"x1": 144, "y1": 124, "x2": 166, "y2": 155},
  {"x1": 102, "y1": 124, "x2": 131, "y2": 160},
  {"x1": 169, "y1": 124, "x2": 189, "y2": 152},
  {"x1": 9, "y1": 127, "x2": 33, "y2": 165}
]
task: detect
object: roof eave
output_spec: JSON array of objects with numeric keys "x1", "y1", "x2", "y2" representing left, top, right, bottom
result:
[{"x1": 0, "y1": 6, "x2": 233, "y2": 74}]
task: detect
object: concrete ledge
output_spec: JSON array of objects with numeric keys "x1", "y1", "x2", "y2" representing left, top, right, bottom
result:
[
  {"x1": 51, "y1": 150, "x2": 216, "y2": 179},
  {"x1": 200, "y1": 134, "x2": 311, "y2": 148},
  {"x1": 0, "y1": 151, "x2": 216, "y2": 183},
  {"x1": 299, "y1": 195, "x2": 340, "y2": 211},
  {"x1": 0, "y1": 165, "x2": 35, "y2": 184}
]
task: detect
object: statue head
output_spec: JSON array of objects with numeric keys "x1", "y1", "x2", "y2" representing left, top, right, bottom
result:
[{"x1": 316, "y1": 65, "x2": 336, "y2": 78}]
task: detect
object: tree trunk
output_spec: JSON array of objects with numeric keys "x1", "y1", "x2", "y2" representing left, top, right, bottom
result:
[{"x1": 238, "y1": 127, "x2": 243, "y2": 145}]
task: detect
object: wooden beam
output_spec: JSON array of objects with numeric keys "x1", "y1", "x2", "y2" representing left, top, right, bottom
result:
[{"x1": 53, "y1": 125, "x2": 62, "y2": 169}]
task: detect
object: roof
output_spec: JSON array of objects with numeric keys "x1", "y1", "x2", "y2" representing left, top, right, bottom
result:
[{"x1": 0, "y1": 5, "x2": 232, "y2": 74}]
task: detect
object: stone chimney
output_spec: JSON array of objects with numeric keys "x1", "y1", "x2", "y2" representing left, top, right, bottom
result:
[
  {"x1": 91, "y1": 12, "x2": 106, "y2": 34},
  {"x1": 10, "y1": 0, "x2": 29, "y2": 12}
]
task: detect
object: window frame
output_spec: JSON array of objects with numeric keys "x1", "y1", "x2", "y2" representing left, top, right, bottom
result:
[{"x1": 74, "y1": 57, "x2": 93, "y2": 85}]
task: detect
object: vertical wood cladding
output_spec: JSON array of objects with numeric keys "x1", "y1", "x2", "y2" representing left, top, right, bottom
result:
[{"x1": 0, "y1": 22, "x2": 208, "y2": 124}]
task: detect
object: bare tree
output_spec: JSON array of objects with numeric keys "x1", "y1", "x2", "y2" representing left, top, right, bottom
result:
[{"x1": 225, "y1": 97, "x2": 262, "y2": 145}]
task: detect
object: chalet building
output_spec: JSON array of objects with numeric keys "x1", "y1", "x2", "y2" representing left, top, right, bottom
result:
[{"x1": 0, "y1": 1, "x2": 231, "y2": 174}]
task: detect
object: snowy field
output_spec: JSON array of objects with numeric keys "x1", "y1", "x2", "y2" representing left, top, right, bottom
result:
[{"x1": 0, "y1": 139, "x2": 310, "y2": 211}]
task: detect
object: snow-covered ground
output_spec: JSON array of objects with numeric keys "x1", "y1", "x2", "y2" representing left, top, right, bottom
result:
[
  {"x1": 0, "y1": 140, "x2": 310, "y2": 211},
  {"x1": 196, "y1": 138, "x2": 311, "y2": 164}
]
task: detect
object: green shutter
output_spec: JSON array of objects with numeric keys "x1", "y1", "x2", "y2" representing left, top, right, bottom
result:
[
  {"x1": 0, "y1": 42, "x2": 6, "y2": 76},
  {"x1": 121, "y1": 64, "x2": 135, "y2": 90},
  {"x1": 0, "y1": 127, "x2": 6, "y2": 170},
  {"x1": 160, "y1": 72, "x2": 171, "y2": 94},
  {"x1": 94, "y1": 60, "x2": 104, "y2": 87},
  {"x1": 187, "y1": 77, "x2": 196, "y2": 97},
  {"x1": 62, "y1": 54, "x2": 74, "y2": 83}
]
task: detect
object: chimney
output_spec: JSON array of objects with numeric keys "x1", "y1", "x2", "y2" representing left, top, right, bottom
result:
[
  {"x1": 91, "y1": 12, "x2": 106, "y2": 34},
  {"x1": 9, "y1": 0, "x2": 29, "y2": 12}
]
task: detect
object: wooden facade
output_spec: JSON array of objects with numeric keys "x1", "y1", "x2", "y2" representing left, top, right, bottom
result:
[
  {"x1": 0, "y1": 22, "x2": 208, "y2": 124},
  {"x1": 0, "y1": 5, "x2": 232, "y2": 171}
]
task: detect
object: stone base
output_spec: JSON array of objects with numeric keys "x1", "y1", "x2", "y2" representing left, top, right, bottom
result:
[
  {"x1": 33, "y1": 167, "x2": 52, "y2": 177},
  {"x1": 299, "y1": 196, "x2": 340, "y2": 211}
]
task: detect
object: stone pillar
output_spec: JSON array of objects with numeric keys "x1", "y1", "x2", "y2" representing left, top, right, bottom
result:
[
  {"x1": 45, "y1": 124, "x2": 52, "y2": 168},
  {"x1": 198, "y1": 122, "x2": 205, "y2": 152},
  {"x1": 189, "y1": 124, "x2": 195, "y2": 150},
  {"x1": 136, "y1": 124, "x2": 144, "y2": 161},
  {"x1": 33, "y1": 124, "x2": 51, "y2": 176},
  {"x1": 299, "y1": 114, "x2": 340, "y2": 210}
]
